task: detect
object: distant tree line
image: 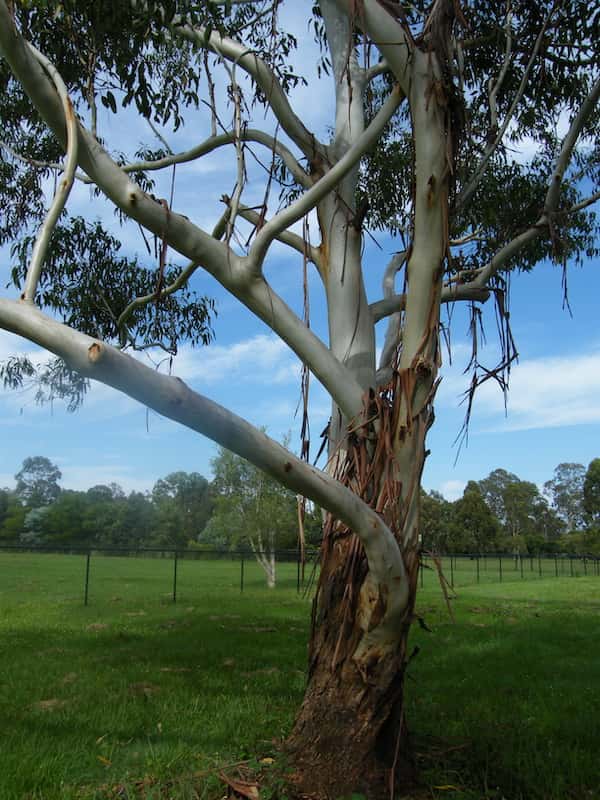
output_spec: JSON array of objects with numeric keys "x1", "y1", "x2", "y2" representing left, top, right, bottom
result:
[
  {"x1": 422, "y1": 462, "x2": 600, "y2": 556},
  {"x1": 0, "y1": 449, "x2": 322, "y2": 586},
  {"x1": 1, "y1": 457, "x2": 599, "y2": 561}
]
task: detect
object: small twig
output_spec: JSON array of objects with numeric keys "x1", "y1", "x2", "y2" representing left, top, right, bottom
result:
[
  {"x1": 488, "y1": 2, "x2": 513, "y2": 134},
  {"x1": 458, "y1": 1, "x2": 561, "y2": 210},
  {"x1": 117, "y1": 260, "x2": 200, "y2": 339}
]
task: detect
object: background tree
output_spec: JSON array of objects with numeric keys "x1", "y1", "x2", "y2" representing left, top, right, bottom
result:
[
  {"x1": 0, "y1": 488, "x2": 25, "y2": 543},
  {"x1": 0, "y1": 1, "x2": 598, "y2": 795},
  {"x1": 14, "y1": 455, "x2": 61, "y2": 509},
  {"x1": 544, "y1": 462, "x2": 586, "y2": 531},
  {"x1": 420, "y1": 489, "x2": 454, "y2": 553},
  {"x1": 449, "y1": 482, "x2": 501, "y2": 553},
  {"x1": 583, "y1": 458, "x2": 600, "y2": 524},
  {"x1": 205, "y1": 446, "x2": 299, "y2": 587},
  {"x1": 152, "y1": 471, "x2": 212, "y2": 548},
  {"x1": 477, "y1": 468, "x2": 521, "y2": 527}
]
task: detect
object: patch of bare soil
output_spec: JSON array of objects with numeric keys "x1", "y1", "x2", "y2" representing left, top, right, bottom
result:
[{"x1": 30, "y1": 698, "x2": 68, "y2": 712}]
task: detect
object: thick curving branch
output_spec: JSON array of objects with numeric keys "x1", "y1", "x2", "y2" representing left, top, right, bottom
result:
[
  {"x1": 85, "y1": 129, "x2": 312, "y2": 190},
  {"x1": 464, "y1": 74, "x2": 600, "y2": 291},
  {"x1": 370, "y1": 283, "x2": 490, "y2": 323},
  {"x1": 235, "y1": 203, "x2": 323, "y2": 270},
  {"x1": 21, "y1": 43, "x2": 78, "y2": 303},
  {"x1": 0, "y1": 2, "x2": 366, "y2": 421},
  {"x1": 544, "y1": 75, "x2": 600, "y2": 214},
  {"x1": 371, "y1": 75, "x2": 600, "y2": 317},
  {"x1": 0, "y1": 297, "x2": 409, "y2": 623}
]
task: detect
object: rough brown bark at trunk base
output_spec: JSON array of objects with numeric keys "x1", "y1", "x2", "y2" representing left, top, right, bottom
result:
[
  {"x1": 283, "y1": 683, "x2": 417, "y2": 799},
  {"x1": 283, "y1": 534, "x2": 417, "y2": 800}
]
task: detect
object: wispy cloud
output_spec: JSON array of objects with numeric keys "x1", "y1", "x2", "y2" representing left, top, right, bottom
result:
[
  {"x1": 55, "y1": 461, "x2": 153, "y2": 494},
  {"x1": 172, "y1": 334, "x2": 299, "y2": 386},
  {"x1": 440, "y1": 349, "x2": 600, "y2": 433}
]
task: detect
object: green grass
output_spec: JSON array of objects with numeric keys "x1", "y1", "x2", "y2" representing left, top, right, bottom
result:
[{"x1": 0, "y1": 551, "x2": 599, "y2": 799}]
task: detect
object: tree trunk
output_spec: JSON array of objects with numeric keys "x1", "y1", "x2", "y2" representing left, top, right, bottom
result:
[{"x1": 285, "y1": 500, "x2": 422, "y2": 798}]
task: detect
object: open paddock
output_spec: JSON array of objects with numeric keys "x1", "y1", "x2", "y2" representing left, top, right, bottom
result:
[{"x1": 0, "y1": 550, "x2": 598, "y2": 799}]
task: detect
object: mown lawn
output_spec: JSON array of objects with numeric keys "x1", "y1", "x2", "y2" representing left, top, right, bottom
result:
[{"x1": 0, "y1": 551, "x2": 598, "y2": 799}]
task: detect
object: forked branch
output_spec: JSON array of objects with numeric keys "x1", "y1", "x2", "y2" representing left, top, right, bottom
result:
[
  {"x1": 0, "y1": 2, "x2": 366, "y2": 421},
  {"x1": 248, "y1": 85, "x2": 404, "y2": 269}
]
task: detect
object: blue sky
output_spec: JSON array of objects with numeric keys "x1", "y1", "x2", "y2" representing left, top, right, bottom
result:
[{"x1": 1, "y1": 8, "x2": 599, "y2": 501}]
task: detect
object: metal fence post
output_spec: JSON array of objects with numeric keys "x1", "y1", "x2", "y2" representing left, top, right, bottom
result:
[
  {"x1": 172, "y1": 551, "x2": 178, "y2": 604},
  {"x1": 538, "y1": 555, "x2": 542, "y2": 578},
  {"x1": 520, "y1": 555, "x2": 524, "y2": 579},
  {"x1": 240, "y1": 553, "x2": 245, "y2": 593},
  {"x1": 84, "y1": 550, "x2": 91, "y2": 606},
  {"x1": 450, "y1": 555, "x2": 454, "y2": 589},
  {"x1": 499, "y1": 555, "x2": 503, "y2": 582},
  {"x1": 476, "y1": 556, "x2": 480, "y2": 584},
  {"x1": 570, "y1": 556, "x2": 574, "y2": 577},
  {"x1": 420, "y1": 557, "x2": 424, "y2": 589}
]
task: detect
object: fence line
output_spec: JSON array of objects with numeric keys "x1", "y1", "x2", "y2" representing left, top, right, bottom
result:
[{"x1": 0, "y1": 544, "x2": 598, "y2": 606}]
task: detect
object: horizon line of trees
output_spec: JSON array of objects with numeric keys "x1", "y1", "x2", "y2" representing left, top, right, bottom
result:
[{"x1": 1, "y1": 456, "x2": 600, "y2": 560}]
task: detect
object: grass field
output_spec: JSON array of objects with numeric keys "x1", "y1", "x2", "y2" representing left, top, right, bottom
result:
[{"x1": 0, "y1": 551, "x2": 599, "y2": 800}]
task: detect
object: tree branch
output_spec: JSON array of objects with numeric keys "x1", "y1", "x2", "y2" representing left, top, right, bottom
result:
[
  {"x1": 116, "y1": 260, "x2": 201, "y2": 341},
  {"x1": 234, "y1": 203, "x2": 323, "y2": 269},
  {"x1": 171, "y1": 21, "x2": 324, "y2": 161},
  {"x1": 557, "y1": 191, "x2": 600, "y2": 217},
  {"x1": 466, "y1": 74, "x2": 600, "y2": 290},
  {"x1": 377, "y1": 251, "x2": 406, "y2": 380},
  {"x1": 457, "y1": 1, "x2": 559, "y2": 211},
  {"x1": 544, "y1": 75, "x2": 600, "y2": 214},
  {"x1": 248, "y1": 85, "x2": 404, "y2": 270},
  {"x1": 0, "y1": 3, "x2": 366, "y2": 421},
  {"x1": 87, "y1": 129, "x2": 312, "y2": 190},
  {"x1": 365, "y1": 58, "x2": 390, "y2": 82},
  {"x1": 370, "y1": 284, "x2": 490, "y2": 323},
  {"x1": 21, "y1": 42, "x2": 78, "y2": 304},
  {"x1": 0, "y1": 297, "x2": 409, "y2": 613},
  {"x1": 332, "y1": 0, "x2": 414, "y2": 97},
  {"x1": 487, "y1": 2, "x2": 513, "y2": 135}
]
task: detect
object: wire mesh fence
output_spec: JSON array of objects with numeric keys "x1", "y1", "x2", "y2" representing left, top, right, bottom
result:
[{"x1": 0, "y1": 545, "x2": 597, "y2": 606}]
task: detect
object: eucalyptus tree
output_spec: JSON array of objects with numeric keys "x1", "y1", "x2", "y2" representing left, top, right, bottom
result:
[
  {"x1": 206, "y1": 446, "x2": 299, "y2": 586},
  {"x1": 544, "y1": 462, "x2": 586, "y2": 531},
  {"x1": 0, "y1": 1, "x2": 598, "y2": 796},
  {"x1": 14, "y1": 455, "x2": 62, "y2": 508},
  {"x1": 583, "y1": 458, "x2": 600, "y2": 523}
]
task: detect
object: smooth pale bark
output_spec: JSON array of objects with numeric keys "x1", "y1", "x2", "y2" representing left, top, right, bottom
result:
[
  {"x1": 0, "y1": 297, "x2": 408, "y2": 619},
  {"x1": 0, "y1": 0, "x2": 368, "y2": 423}
]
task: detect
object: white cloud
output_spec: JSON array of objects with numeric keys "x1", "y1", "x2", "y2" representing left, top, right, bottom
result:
[
  {"x1": 55, "y1": 462, "x2": 153, "y2": 494},
  {"x1": 441, "y1": 350, "x2": 600, "y2": 433},
  {"x1": 172, "y1": 334, "x2": 299, "y2": 386},
  {"x1": 438, "y1": 479, "x2": 466, "y2": 501}
]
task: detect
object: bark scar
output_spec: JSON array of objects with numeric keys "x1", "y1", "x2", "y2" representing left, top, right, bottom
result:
[{"x1": 88, "y1": 342, "x2": 103, "y2": 362}]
